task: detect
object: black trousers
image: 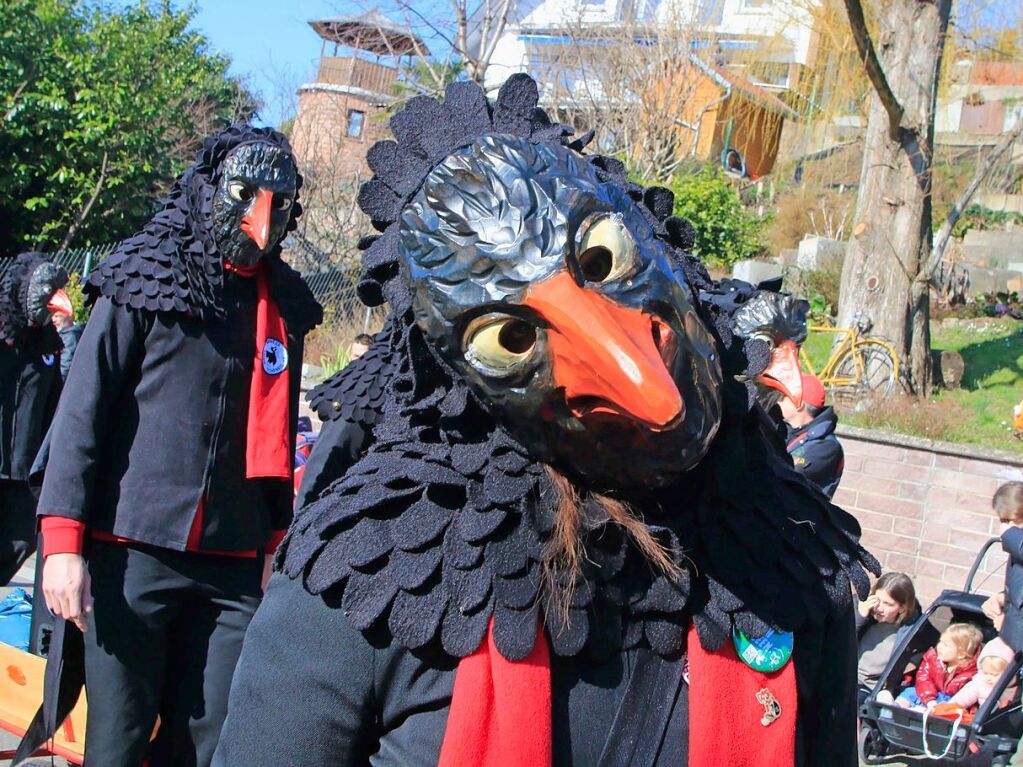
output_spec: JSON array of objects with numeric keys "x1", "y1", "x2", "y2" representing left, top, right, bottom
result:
[
  {"x1": 83, "y1": 541, "x2": 261, "y2": 767},
  {"x1": 0, "y1": 479, "x2": 39, "y2": 585}
]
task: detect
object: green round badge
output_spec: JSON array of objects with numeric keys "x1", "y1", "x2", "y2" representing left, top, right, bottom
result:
[{"x1": 732, "y1": 627, "x2": 793, "y2": 672}]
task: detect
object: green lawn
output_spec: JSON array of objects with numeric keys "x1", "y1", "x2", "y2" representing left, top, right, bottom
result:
[{"x1": 802, "y1": 318, "x2": 1023, "y2": 453}]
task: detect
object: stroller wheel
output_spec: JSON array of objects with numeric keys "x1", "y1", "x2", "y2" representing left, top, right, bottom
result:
[{"x1": 858, "y1": 724, "x2": 888, "y2": 764}]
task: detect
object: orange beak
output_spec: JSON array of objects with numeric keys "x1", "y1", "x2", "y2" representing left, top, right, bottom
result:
[
  {"x1": 46, "y1": 289, "x2": 73, "y2": 317},
  {"x1": 522, "y1": 271, "x2": 684, "y2": 430},
  {"x1": 240, "y1": 188, "x2": 274, "y2": 250},
  {"x1": 760, "y1": 340, "x2": 803, "y2": 408}
]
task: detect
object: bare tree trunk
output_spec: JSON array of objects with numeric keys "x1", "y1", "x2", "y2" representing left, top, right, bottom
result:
[{"x1": 838, "y1": 0, "x2": 952, "y2": 397}]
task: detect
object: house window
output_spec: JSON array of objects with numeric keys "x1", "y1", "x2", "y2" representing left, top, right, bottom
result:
[{"x1": 347, "y1": 109, "x2": 365, "y2": 139}]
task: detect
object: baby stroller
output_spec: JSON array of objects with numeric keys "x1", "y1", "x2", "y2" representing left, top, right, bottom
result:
[{"x1": 859, "y1": 537, "x2": 1023, "y2": 765}]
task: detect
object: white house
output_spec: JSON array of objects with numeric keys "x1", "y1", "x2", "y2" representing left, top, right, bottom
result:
[{"x1": 476, "y1": 0, "x2": 819, "y2": 98}]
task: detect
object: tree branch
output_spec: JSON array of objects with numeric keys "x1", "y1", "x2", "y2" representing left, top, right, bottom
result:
[
  {"x1": 3, "y1": 79, "x2": 31, "y2": 122},
  {"x1": 478, "y1": 0, "x2": 515, "y2": 72},
  {"x1": 842, "y1": 0, "x2": 904, "y2": 141},
  {"x1": 924, "y1": 118, "x2": 1023, "y2": 283},
  {"x1": 58, "y1": 151, "x2": 108, "y2": 251}
]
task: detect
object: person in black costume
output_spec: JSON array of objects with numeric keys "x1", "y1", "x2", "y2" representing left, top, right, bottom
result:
[
  {"x1": 722, "y1": 286, "x2": 844, "y2": 498},
  {"x1": 23, "y1": 125, "x2": 321, "y2": 767},
  {"x1": 0, "y1": 252, "x2": 70, "y2": 585},
  {"x1": 215, "y1": 77, "x2": 878, "y2": 767}
]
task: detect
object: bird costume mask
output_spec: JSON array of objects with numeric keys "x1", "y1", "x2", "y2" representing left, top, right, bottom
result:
[
  {"x1": 400, "y1": 135, "x2": 721, "y2": 489},
  {"x1": 213, "y1": 142, "x2": 298, "y2": 268},
  {"x1": 0, "y1": 253, "x2": 70, "y2": 343}
]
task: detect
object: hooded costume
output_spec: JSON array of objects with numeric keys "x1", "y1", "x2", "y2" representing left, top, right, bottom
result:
[
  {"x1": 214, "y1": 77, "x2": 877, "y2": 767},
  {"x1": 0, "y1": 252, "x2": 69, "y2": 585},
  {"x1": 22, "y1": 125, "x2": 321, "y2": 767}
]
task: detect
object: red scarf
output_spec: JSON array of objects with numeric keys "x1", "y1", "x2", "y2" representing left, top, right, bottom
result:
[
  {"x1": 438, "y1": 622, "x2": 797, "y2": 766},
  {"x1": 438, "y1": 620, "x2": 551, "y2": 767},
  {"x1": 225, "y1": 261, "x2": 292, "y2": 479}
]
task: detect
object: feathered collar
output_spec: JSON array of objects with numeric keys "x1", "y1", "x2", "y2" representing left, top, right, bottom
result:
[
  {"x1": 282, "y1": 311, "x2": 877, "y2": 662},
  {"x1": 85, "y1": 125, "x2": 321, "y2": 335}
]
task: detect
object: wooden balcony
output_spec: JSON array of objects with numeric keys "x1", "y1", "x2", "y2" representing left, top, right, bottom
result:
[{"x1": 316, "y1": 56, "x2": 397, "y2": 97}]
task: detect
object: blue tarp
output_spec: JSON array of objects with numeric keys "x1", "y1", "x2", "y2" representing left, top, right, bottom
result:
[{"x1": 0, "y1": 588, "x2": 32, "y2": 651}]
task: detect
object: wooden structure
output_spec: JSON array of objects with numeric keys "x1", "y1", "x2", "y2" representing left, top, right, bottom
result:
[
  {"x1": 0, "y1": 643, "x2": 86, "y2": 763},
  {"x1": 650, "y1": 54, "x2": 798, "y2": 179},
  {"x1": 290, "y1": 11, "x2": 428, "y2": 180}
]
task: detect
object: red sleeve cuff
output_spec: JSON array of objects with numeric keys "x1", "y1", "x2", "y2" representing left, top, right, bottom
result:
[
  {"x1": 265, "y1": 529, "x2": 287, "y2": 555},
  {"x1": 40, "y1": 516, "x2": 86, "y2": 557}
]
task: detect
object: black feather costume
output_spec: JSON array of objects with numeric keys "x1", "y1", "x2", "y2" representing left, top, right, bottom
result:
[
  {"x1": 281, "y1": 76, "x2": 878, "y2": 665},
  {"x1": 0, "y1": 252, "x2": 65, "y2": 352},
  {"x1": 85, "y1": 125, "x2": 320, "y2": 334},
  {"x1": 0, "y1": 252, "x2": 65, "y2": 585}
]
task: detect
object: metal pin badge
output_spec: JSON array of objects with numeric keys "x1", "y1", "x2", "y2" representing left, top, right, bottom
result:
[{"x1": 757, "y1": 688, "x2": 781, "y2": 726}]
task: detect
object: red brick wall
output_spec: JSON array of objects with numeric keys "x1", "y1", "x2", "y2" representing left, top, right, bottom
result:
[{"x1": 835, "y1": 425, "x2": 1023, "y2": 606}]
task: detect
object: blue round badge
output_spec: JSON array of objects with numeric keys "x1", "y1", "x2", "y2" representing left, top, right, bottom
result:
[
  {"x1": 41, "y1": 354, "x2": 55, "y2": 367},
  {"x1": 732, "y1": 627, "x2": 793, "y2": 672},
  {"x1": 262, "y1": 338, "x2": 287, "y2": 375}
]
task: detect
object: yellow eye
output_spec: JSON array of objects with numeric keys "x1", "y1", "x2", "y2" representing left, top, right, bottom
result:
[
  {"x1": 575, "y1": 213, "x2": 636, "y2": 283},
  {"x1": 228, "y1": 181, "x2": 252, "y2": 202},
  {"x1": 463, "y1": 314, "x2": 537, "y2": 376}
]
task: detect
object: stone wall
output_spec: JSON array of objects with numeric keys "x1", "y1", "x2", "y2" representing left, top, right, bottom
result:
[{"x1": 835, "y1": 425, "x2": 1023, "y2": 606}]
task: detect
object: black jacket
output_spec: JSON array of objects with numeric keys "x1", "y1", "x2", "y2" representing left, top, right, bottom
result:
[
  {"x1": 56, "y1": 323, "x2": 83, "y2": 380},
  {"x1": 215, "y1": 572, "x2": 859, "y2": 767},
  {"x1": 37, "y1": 274, "x2": 304, "y2": 551},
  {"x1": 0, "y1": 326, "x2": 62, "y2": 481},
  {"x1": 1002, "y1": 527, "x2": 1023, "y2": 652},
  {"x1": 786, "y1": 406, "x2": 844, "y2": 499}
]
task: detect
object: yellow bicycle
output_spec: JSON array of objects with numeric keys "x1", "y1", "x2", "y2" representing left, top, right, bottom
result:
[{"x1": 798, "y1": 313, "x2": 900, "y2": 398}]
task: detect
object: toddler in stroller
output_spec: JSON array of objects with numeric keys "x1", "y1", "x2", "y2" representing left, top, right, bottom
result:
[
  {"x1": 859, "y1": 539, "x2": 1023, "y2": 765},
  {"x1": 882, "y1": 622, "x2": 982, "y2": 710}
]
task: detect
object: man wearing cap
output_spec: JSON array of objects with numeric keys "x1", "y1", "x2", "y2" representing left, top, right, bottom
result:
[{"x1": 780, "y1": 373, "x2": 845, "y2": 499}]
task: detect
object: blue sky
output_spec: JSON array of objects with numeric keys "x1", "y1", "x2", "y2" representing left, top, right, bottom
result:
[
  {"x1": 188, "y1": 1, "x2": 341, "y2": 126},
  {"x1": 186, "y1": 1, "x2": 452, "y2": 127}
]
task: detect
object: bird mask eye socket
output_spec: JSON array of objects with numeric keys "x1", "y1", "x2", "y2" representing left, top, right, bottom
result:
[
  {"x1": 463, "y1": 314, "x2": 537, "y2": 377},
  {"x1": 574, "y1": 213, "x2": 636, "y2": 284},
  {"x1": 274, "y1": 196, "x2": 293, "y2": 210},
  {"x1": 227, "y1": 181, "x2": 253, "y2": 203}
]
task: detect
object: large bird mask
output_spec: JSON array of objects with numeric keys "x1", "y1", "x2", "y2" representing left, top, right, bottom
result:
[{"x1": 398, "y1": 134, "x2": 722, "y2": 490}]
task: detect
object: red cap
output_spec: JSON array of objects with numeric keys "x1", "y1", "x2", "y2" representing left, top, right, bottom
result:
[{"x1": 801, "y1": 373, "x2": 826, "y2": 410}]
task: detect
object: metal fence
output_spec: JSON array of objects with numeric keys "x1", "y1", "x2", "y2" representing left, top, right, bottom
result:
[{"x1": 1, "y1": 243, "x2": 384, "y2": 357}]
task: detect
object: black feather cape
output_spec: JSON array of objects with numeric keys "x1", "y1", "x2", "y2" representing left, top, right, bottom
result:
[
  {"x1": 282, "y1": 76, "x2": 879, "y2": 663},
  {"x1": 309, "y1": 319, "x2": 396, "y2": 427},
  {"x1": 85, "y1": 125, "x2": 321, "y2": 335},
  {"x1": 0, "y1": 252, "x2": 63, "y2": 352}
]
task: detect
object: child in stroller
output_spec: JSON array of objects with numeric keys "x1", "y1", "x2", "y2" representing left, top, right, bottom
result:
[
  {"x1": 859, "y1": 539, "x2": 1023, "y2": 765},
  {"x1": 878, "y1": 622, "x2": 982, "y2": 710}
]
